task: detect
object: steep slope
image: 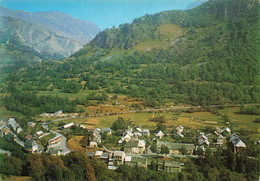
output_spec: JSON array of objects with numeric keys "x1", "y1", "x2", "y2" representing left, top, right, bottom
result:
[
  {"x1": 3, "y1": 0, "x2": 260, "y2": 114},
  {"x1": 0, "y1": 16, "x2": 83, "y2": 59},
  {"x1": 0, "y1": 6, "x2": 100, "y2": 45}
]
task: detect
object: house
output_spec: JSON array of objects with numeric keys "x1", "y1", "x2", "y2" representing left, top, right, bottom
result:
[
  {"x1": 92, "y1": 130, "x2": 102, "y2": 144},
  {"x1": 124, "y1": 156, "x2": 147, "y2": 168},
  {"x1": 221, "y1": 127, "x2": 231, "y2": 136},
  {"x1": 133, "y1": 131, "x2": 142, "y2": 137},
  {"x1": 48, "y1": 134, "x2": 62, "y2": 148},
  {"x1": 0, "y1": 124, "x2": 10, "y2": 137},
  {"x1": 63, "y1": 123, "x2": 74, "y2": 129},
  {"x1": 233, "y1": 139, "x2": 246, "y2": 153},
  {"x1": 86, "y1": 152, "x2": 95, "y2": 157},
  {"x1": 122, "y1": 133, "x2": 131, "y2": 142},
  {"x1": 54, "y1": 110, "x2": 63, "y2": 116},
  {"x1": 230, "y1": 134, "x2": 246, "y2": 153},
  {"x1": 124, "y1": 139, "x2": 146, "y2": 154},
  {"x1": 27, "y1": 122, "x2": 36, "y2": 127},
  {"x1": 198, "y1": 135, "x2": 210, "y2": 146},
  {"x1": 24, "y1": 139, "x2": 38, "y2": 153},
  {"x1": 35, "y1": 131, "x2": 44, "y2": 137},
  {"x1": 95, "y1": 151, "x2": 103, "y2": 158},
  {"x1": 25, "y1": 134, "x2": 33, "y2": 140},
  {"x1": 214, "y1": 127, "x2": 221, "y2": 136},
  {"x1": 118, "y1": 138, "x2": 124, "y2": 144},
  {"x1": 216, "y1": 134, "x2": 224, "y2": 146},
  {"x1": 16, "y1": 127, "x2": 23, "y2": 134},
  {"x1": 100, "y1": 152, "x2": 110, "y2": 164},
  {"x1": 113, "y1": 151, "x2": 125, "y2": 166},
  {"x1": 89, "y1": 141, "x2": 98, "y2": 147},
  {"x1": 135, "y1": 127, "x2": 142, "y2": 133},
  {"x1": 157, "y1": 142, "x2": 194, "y2": 155},
  {"x1": 176, "y1": 125, "x2": 184, "y2": 133},
  {"x1": 142, "y1": 129, "x2": 150, "y2": 136},
  {"x1": 157, "y1": 161, "x2": 182, "y2": 173},
  {"x1": 155, "y1": 130, "x2": 164, "y2": 139},
  {"x1": 102, "y1": 128, "x2": 112, "y2": 135},
  {"x1": 7, "y1": 118, "x2": 18, "y2": 131}
]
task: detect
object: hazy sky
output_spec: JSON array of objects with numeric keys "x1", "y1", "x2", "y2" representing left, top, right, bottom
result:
[{"x1": 0, "y1": 0, "x2": 202, "y2": 29}]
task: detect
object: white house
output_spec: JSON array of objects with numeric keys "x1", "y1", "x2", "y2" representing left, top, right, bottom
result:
[
  {"x1": 155, "y1": 130, "x2": 164, "y2": 139},
  {"x1": 63, "y1": 123, "x2": 75, "y2": 129}
]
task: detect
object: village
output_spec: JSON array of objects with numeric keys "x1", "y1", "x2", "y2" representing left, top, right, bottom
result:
[{"x1": 0, "y1": 108, "x2": 249, "y2": 174}]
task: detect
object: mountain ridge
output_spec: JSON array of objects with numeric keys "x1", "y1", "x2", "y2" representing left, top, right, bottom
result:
[{"x1": 0, "y1": 6, "x2": 100, "y2": 45}]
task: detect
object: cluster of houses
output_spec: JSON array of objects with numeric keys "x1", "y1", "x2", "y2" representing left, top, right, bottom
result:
[
  {"x1": 88, "y1": 127, "x2": 112, "y2": 147},
  {"x1": 118, "y1": 126, "x2": 150, "y2": 144},
  {"x1": 0, "y1": 118, "x2": 67, "y2": 154},
  {"x1": 0, "y1": 118, "x2": 23, "y2": 137},
  {"x1": 195, "y1": 126, "x2": 246, "y2": 153},
  {"x1": 1, "y1": 116, "x2": 249, "y2": 175},
  {"x1": 86, "y1": 150, "x2": 182, "y2": 173}
]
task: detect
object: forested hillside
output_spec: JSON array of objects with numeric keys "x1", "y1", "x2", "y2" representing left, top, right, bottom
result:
[{"x1": 2, "y1": 0, "x2": 259, "y2": 115}]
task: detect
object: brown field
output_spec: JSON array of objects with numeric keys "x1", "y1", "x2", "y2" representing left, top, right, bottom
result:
[
  {"x1": 177, "y1": 117, "x2": 190, "y2": 122},
  {"x1": 204, "y1": 121, "x2": 218, "y2": 124},
  {"x1": 67, "y1": 136, "x2": 85, "y2": 151},
  {"x1": 1, "y1": 175, "x2": 31, "y2": 181}
]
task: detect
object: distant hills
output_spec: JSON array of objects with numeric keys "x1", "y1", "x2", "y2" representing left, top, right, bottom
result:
[
  {"x1": 0, "y1": 6, "x2": 100, "y2": 45},
  {"x1": 0, "y1": 6, "x2": 99, "y2": 81},
  {"x1": 3, "y1": 0, "x2": 260, "y2": 109}
]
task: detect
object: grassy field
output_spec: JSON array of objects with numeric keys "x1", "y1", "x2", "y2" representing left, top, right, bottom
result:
[
  {"x1": 219, "y1": 107, "x2": 259, "y2": 129},
  {"x1": 0, "y1": 175, "x2": 31, "y2": 181},
  {"x1": 67, "y1": 136, "x2": 85, "y2": 150}
]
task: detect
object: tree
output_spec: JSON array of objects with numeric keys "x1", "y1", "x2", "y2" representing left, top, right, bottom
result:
[
  {"x1": 150, "y1": 143, "x2": 157, "y2": 153},
  {"x1": 156, "y1": 123, "x2": 166, "y2": 132},
  {"x1": 196, "y1": 147, "x2": 204, "y2": 156},
  {"x1": 180, "y1": 146, "x2": 187, "y2": 155},
  {"x1": 85, "y1": 163, "x2": 96, "y2": 181},
  {"x1": 160, "y1": 145, "x2": 169, "y2": 154},
  {"x1": 111, "y1": 117, "x2": 131, "y2": 131},
  {"x1": 26, "y1": 154, "x2": 46, "y2": 178},
  {"x1": 150, "y1": 160, "x2": 157, "y2": 171}
]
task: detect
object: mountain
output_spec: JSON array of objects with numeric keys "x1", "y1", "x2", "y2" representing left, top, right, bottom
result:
[
  {"x1": 3, "y1": 0, "x2": 259, "y2": 112},
  {"x1": 0, "y1": 16, "x2": 83, "y2": 59},
  {"x1": 0, "y1": 6, "x2": 100, "y2": 45}
]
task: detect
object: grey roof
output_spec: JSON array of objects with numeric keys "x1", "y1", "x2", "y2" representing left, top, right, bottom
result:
[
  {"x1": 124, "y1": 139, "x2": 139, "y2": 148},
  {"x1": 131, "y1": 157, "x2": 147, "y2": 164},
  {"x1": 101, "y1": 153, "x2": 110, "y2": 159},
  {"x1": 8, "y1": 118, "x2": 17, "y2": 129},
  {"x1": 86, "y1": 152, "x2": 95, "y2": 157},
  {"x1": 102, "y1": 128, "x2": 112, "y2": 132},
  {"x1": 113, "y1": 151, "x2": 125, "y2": 157},
  {"x1": 158, "y1": 160, "x2": 181, "y2": 167},
  {"x1": 24, "y1": 139, "x2": 38, "y2": 149},
  {"x1": 164, "y1": 161, "x2": 181, "y2": 167}
]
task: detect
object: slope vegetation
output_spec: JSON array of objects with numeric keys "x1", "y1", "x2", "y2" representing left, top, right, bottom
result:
[{"x1": 2, "y1": 0, "x2": 259, "y2": 116}]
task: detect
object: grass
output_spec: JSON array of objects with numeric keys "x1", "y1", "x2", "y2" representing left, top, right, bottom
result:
[
  {"x1": 0, "y1": 175, "x2": 31, "y2": 181},
  {"x1": 0, "y1": 106, "x2": 24, "y2": 118},
  {"x1": 52, "y1": 111, "x2": 226, "y2": 131},
  {"x1": 67, "y1": 136, "x2": 85, "y2": 151},
  {"x1": 38, "y1": 133, "x2": 56, "y2": 147},
  {"x1": 219, "y1": 107, "x2": 259, "y2": 129}
]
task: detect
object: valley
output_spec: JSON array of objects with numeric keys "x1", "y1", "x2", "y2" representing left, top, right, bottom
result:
[{"x1": 0, "y1": 0, "x2": 259, "y2": 180}]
